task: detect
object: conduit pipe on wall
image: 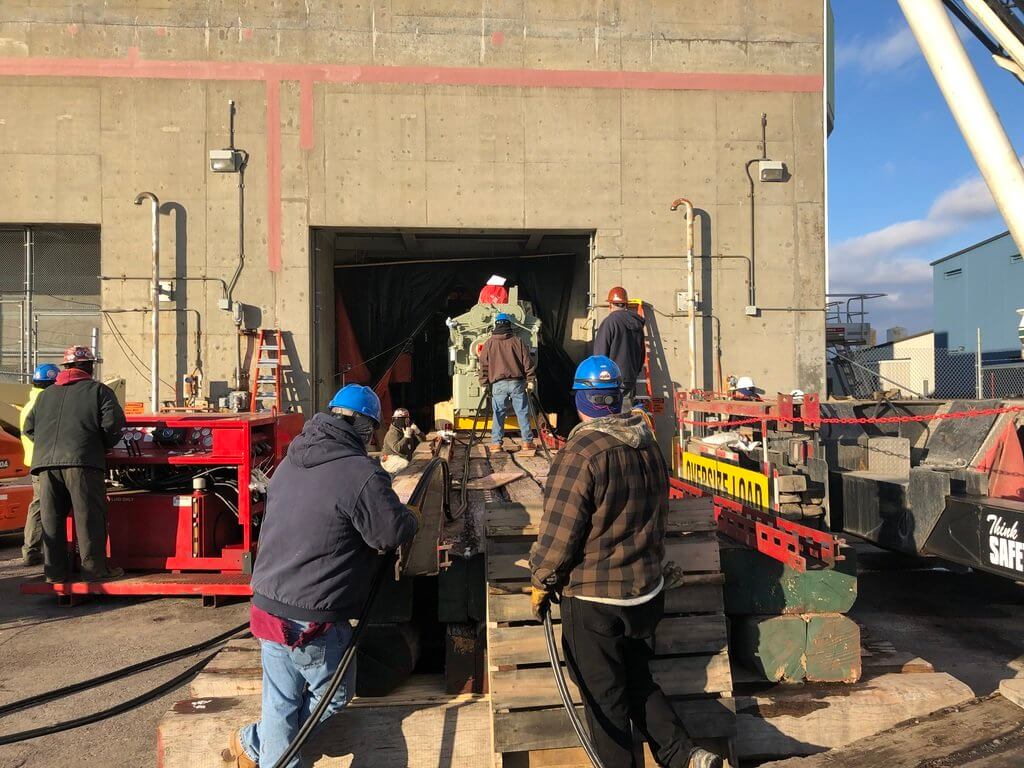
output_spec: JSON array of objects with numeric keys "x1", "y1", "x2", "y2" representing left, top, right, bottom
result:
[
  {"x1": 669, "y1": 198, "x2": 697, "y2": 392},
  {"x1": 133, "y1": 191, "x2": 160, "y2": 412}
]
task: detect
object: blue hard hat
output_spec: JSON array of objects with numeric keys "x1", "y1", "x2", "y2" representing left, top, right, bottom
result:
[
  {"x1": 572, "y1": 355, "x2": 622, "y2": 390},
  {"x1": 328, "y1": 384, "x2": 382, "y2": 424},
  {"x1": 494, "y1": 312, "x2": 511, "y2": 325},
  {"x1": 32, "y1": 363, "x2": 59, "y2": 384}
]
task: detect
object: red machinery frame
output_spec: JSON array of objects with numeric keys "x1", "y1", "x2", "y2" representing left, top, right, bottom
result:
[
  {"x1": 673, "y1": 390, "x2": 842, "y2": 572},
  {"x1": 22, "y1": 412, "x2": 302, "y2": 600}
]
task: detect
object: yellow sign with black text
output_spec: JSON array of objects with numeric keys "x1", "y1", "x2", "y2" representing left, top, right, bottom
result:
[{"x1": 681, "y1": 451, "x2": 770, "y2": 510}]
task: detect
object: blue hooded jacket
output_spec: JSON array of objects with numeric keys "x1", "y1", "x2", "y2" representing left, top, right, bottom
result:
[{"x1": 251, "y1": 413, "x2": 419, "y2": 622}]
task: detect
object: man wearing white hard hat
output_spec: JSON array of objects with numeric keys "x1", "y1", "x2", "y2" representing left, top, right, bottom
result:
[
  {"x1": 730, "y1": 376, "x2": 764, "y2": 402},
  {"x1": 380, "y1": 407, "x2": 423, "y2": 475},
  {"x1": 478, "y1": 274, "x2": 509, "y2": 305}
]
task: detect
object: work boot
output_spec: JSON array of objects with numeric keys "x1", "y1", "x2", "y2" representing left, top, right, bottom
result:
[
  {"x1": 44, "y1": 575, "x2": 67, "y2": 585},
  {"x1": 227, "y1": 729, "x2": 258, "y2": 768},
  {"x1": 687, "y1": 748, "x2": 723, "y2": 768},
  {"x1": 22, "y1": 552, "x2": 42, "y2": 567},
  {"x1": 81, "y1": 566, "x2": 125, "y2": 582},
  {"x1": 489, "y1": 443, "x2": 504, "y2": 454}
]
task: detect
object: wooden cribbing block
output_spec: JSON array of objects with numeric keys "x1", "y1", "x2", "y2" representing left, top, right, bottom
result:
[
  {"x1": 805, "y1": 614, "x2": 861, "y2": 683},
  {"x1": 749, "y1": 671, "x2": 987, "y2": 765},
  {"x1": 775, "y1": 474, "x2": 807, "y2": 493},
  {"x1": 720, "y1": 544, "x2": 857, "y2": 615},
  {"x1": 731, "y1": 614, "x2": 861, "y2": 684},
  {"x1": 732, "y1": 615, "x2": 807, "y2": 683}
]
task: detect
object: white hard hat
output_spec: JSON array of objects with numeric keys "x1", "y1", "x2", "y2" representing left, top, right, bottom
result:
[
  {"x1": 486, "y1": 275, "x2": 507, "y2": 286},
  {"x1": 393, "y1": 408, "x2": 410, "y2": 418},
  {"x1": 735, "y1": 376, "x2": 756, "y2": 390}
]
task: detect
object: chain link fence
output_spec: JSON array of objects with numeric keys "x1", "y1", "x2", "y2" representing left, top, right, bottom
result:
[
  {"x1": 833, "y1": 341, "x2": 1024, "y2": 400},
  {"x1": 0, "y1": 226, "x2": 101, "y2": 382}
]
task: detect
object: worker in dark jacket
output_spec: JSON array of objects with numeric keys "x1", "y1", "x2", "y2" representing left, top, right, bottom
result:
[
  {"x1": 593, "y1": 286, "x2": 646, "y2": 406},
  {"x1": 25, "y1": 346, "x2": 125, "y2": 583},
  {"x1": 529, "y1": 356, "x2": 721, "y2": 768},
  {"x1": 478, "y1": 312, "x2": 537, "y2": 453},
  {"x1": 381, "y1": 407, "x2": 423, "y2": 474},
  {"x1": 230, "y1": 384, "x2": 419, "y2": 768}
]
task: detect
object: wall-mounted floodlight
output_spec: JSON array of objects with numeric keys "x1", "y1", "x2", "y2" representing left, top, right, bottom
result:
[
  {"x1": 209, "y1": 148, "x2": 246, "y2": 173},
  {"x1": 208, "y1": 100, "x2": 249, "y2": 174},
  {"x1": 758, "y1": 159, "x2": 787, "y2": 182}
]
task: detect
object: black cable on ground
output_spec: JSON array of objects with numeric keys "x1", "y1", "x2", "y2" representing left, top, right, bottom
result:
[
  {"x1": 0, "y1": 621, "x2": 249, "y2": 718},
  {"x1": 0, "y1": 648, "x2": 222, "y2": 746},
  {"x1": 271, "y1": 553, "x2": 395, "y2": 768},
  {"x1": 543, "y1": 611, "x2": 605, "y2": 768}
]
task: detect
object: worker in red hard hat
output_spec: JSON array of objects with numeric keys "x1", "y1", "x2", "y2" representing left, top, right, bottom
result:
[
  {"x1": 380, "y1": 407, "x2": 423, "y2": 475},
  {"x1": 24, "y1": 345, "x2": 126, "y2": 583},
  {"x1": 594, "y1": 286, "x2": 646, "y2": 409}
]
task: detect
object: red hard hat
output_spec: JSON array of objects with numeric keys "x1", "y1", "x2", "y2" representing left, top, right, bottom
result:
[
  {"x1": 607, "y1": 286, "x2": 628, "y2": 305},
  {"x1": 62, "y1": 345, "x2": 97, "y2": 365}
]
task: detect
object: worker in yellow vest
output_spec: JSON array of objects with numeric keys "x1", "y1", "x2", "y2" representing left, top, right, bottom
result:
[{"x1": 19, "y1": 363, "x2": 59, "y2": 566}]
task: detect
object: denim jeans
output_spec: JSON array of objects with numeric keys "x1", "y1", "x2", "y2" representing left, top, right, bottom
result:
[
  {"x1": 491, "y1": 378, "x2": 533, "y2": 444},
  {"x1": 239, "y1": 621, "x2": 356, "y2": 768}
]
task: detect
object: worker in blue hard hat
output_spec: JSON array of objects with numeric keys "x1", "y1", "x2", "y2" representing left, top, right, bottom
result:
[
  {"x1": 478, "y1": 312, "x2": 538, "y2": 453},
  {"x1": 230, "y1": 384, "x2": 419, "y2": 768},
  {"x1": 529, "y1": 356, "x2": 722, "y2": 768},
  {"x1": 18, "y1": 363, "x2": 59, "y2": 566}
]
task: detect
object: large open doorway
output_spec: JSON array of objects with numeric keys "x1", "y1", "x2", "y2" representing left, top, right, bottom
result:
[{"x1": 310, "y1": 228, "x2": 592, "y2": 434}]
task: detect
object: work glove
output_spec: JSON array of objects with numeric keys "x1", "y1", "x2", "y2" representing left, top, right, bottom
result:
[
  {"x1": 530, "y1": 587, "x2": 552, "y2": 621},
  {"x1": 526, "y1": 379, "x2": 537, "y2": 393},
  {"x1": 663, "y1": 560, "x2": 686, "y2": 591},
  {"x1": 403, "y1": 427, "x2": 414, "y2": 439}
]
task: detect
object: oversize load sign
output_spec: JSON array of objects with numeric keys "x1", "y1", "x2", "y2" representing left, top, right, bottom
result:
[{"x1": 681, "y1": 451, "x2": 769, "y2": 510}]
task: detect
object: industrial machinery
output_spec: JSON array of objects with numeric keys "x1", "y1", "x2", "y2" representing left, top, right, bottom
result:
[
  {"x1": 0, "y1": 383, "x2": 33, "y2": 536},
  {"x1": 446, "y1": 286, "x2": 540, "y2": 431},
  {"x1": 22, "y1": 411, "x2": 302, "y2": 599}
]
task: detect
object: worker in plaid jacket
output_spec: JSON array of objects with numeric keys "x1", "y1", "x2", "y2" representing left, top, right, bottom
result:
[{"x1": 529, "y1": 356, "x2": 721, "y2": 768}]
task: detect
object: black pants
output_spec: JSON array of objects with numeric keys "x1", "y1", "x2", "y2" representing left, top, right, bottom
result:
[
  {"x1": 38, "y1": 467, "x2": 110, "y2": 580},
  {"x1": 561, "y1": 593, "x2": 695, "y2": 768}
]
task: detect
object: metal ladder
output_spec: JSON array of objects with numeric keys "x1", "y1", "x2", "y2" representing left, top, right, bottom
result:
[
  {"x1": 628, "y1": 299, "x2": 655, "y2": 408},
  {"x1": 249, "y1": 328, "x2": 285, "y2": 412}
]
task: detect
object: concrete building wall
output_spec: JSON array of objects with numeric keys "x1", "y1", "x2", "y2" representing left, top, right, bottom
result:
[
  {"x1": 0, "y1": 1, "x2": 827, "y2": 413},
  {"x1": 932, "y1": 231, "x2": 1023, "y2": 357}
]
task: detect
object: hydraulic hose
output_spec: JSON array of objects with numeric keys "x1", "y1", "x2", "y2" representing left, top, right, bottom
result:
[
  {"x1": 0, "y1": 645, "x2": 231, "y2": 746},
  {"x1": 0, "y1": 620, "x2": 249, "y2": 718},
  {"x1": 543, "y1": 610, "x2": 606, "y2": 768},
  {"x1": 270, "y1": 552, "x2": 395, "y2": 768}
]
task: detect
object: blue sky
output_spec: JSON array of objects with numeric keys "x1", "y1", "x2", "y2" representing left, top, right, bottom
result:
[{"x1": 829, "y1": 1, "x2": 1024, "y2": 333}]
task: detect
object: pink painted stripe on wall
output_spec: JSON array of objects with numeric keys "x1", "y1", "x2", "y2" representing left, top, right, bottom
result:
[
  {"x1": 264, "y1": 78, "x2": 282, "y2": 273},
  {"x1": 0, "y1": 49, "x2": 823, "y2": 93},
  {"x1": 299, "y1": 77, "x2": 315, "y2": 151}
]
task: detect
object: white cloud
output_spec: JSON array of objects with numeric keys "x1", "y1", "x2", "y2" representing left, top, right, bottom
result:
[
  {"x1": 829, "y1": 172, "x2": 1002, "y2": 331},
  {"x1": 837, "y1": 26, "x2": 920, "y2": 73}
]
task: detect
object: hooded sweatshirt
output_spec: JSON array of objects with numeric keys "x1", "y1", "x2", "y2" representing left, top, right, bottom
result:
[
  {"x1": 593, "y1": 308, "x2": 646, "y2": 387},
  {"x1": 530, "y1": 412, "x2": 668, "y2": 599},
  {"x1": 251, "y1": 413, "x2": 419, "y2": 622},
  {"x1": 478, "y1": 326, "x2": 536, "y2": 385}
]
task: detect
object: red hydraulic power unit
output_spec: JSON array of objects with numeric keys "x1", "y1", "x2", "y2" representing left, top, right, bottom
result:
[{"x1": 22, "y1": 412, "x2": 302, "y2": 600}]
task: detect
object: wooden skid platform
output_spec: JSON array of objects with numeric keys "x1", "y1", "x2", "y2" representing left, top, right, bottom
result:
[
  {"x1": 769, "y1": 693, "x2": 1024, "y2": 767},
  {"x1": 159, "y1": 676, "x2": 491, "y2": 767},
  {"x1": 485, "y1": 495, "x2": 736, "y2": 761}
]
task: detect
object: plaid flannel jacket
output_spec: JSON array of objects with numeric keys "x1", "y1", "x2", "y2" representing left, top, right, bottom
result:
[{"x1": 529, "y1": 413, "x2": 668, "y2": 599}]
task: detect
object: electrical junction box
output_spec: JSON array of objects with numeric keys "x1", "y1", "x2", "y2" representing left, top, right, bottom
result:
[
  {"x1": 745, "y1": 305, "x2": 760, "y2": 317},
  {"x1": 676, "y1": 291, "x2": 700, "y2": 313},
  {"x1": 158, "y1": 280, "x2": 174, "y2": 302}
]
